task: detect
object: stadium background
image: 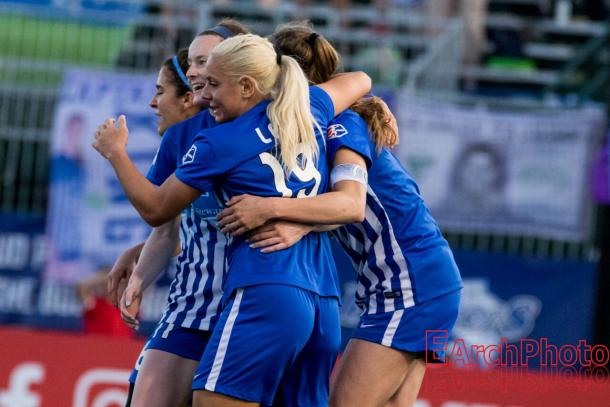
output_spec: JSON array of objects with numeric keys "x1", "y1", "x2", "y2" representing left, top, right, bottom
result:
[{"x1": 1, "y1": 0, "x2": 610, "y2": 406}]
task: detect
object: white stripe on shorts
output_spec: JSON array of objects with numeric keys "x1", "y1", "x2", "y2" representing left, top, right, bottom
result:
[
  {"x1": 161, "y1": 322, "x2": 174, "y2": 339},
  {"x1": 381, "y1": 309, "x2": 404, "y2": 347},
  {"x1": 205, "y1": 288, "x2": 244, "y2": 392},
  {"x1": 152, "y1": 323, "x2": 164, "y2": 339}
]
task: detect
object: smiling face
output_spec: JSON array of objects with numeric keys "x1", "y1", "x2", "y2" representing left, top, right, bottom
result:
[
  {"x1": 200, "y1": 56, "x2": 245, "y2": 123},
  {"x1": 186, "y1": 34, "x2": 224, "y2": 107},
  {"x1": 201, "y1": 56, "x2": 263, "y2": 123},
  {"x1": 149, "y1": 67, "x2": 191, "y2": 135}
]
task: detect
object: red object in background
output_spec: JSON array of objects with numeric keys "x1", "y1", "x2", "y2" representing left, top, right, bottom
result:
[
  {"x1": 418, "y1": 363, "x2": 610, "y2": 407},
  {"x1": 0, "y1": 327, "x2": 143, "y2": 407},
  {"x1": 2, "y1": 327, "x2": 610, "y2": 407},
  {"x1": 82, "y1": 297, "x2": 133, "y2": 338}
]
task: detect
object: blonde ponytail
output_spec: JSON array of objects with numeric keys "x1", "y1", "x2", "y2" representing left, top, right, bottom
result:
[
  {"x1": 267, "y1": 54, "x2": 320, "y2": 174},
  {"x1": 210, "y1": 34, "x2": 319, "y2": 175}
]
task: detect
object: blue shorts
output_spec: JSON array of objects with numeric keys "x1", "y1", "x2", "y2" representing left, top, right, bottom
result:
[
  {"x1": 129, "y1": 322, "x2": 212, "y2": 384},
  {"x1": 351, "y1": 289, "x2": 461, "y2": 361},
  {"x1": 192, "y1": 284, "x2": 341, "y2": 407}
]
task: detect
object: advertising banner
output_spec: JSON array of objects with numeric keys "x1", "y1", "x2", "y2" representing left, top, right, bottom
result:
[
  {"x1": 0, "y1": 214, "x2": 45, "y2": 324},
  {"x1": 451, "y1": 250, "x2": 598, "y2": 368},
  {"x1": 0, "y1": 327, "x2": 143, "y2": 407},
  {"x1": 40, "y1": 68, "x2": 171, "y2": 328},
  {"x1": 395, "y1": 94, "x2": 606, "y2": 240},
  {"x1": 46, "y1": 68, "x2": 159, "y2": 284},
  {"x1": 336, "y1": 247, "x2": 598, "y2": 366},
  {"x1": 1, "y1": 327, "x2": 608, "y2": 407}
]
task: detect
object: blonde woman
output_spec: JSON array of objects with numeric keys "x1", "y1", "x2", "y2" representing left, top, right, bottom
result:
[{"x1": 217, "y1": 24, "x2": 463, "y2": 407}]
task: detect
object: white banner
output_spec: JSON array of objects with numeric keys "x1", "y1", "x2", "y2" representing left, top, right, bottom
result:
[
  {"x1": 45, "y1": 69, "x2": 159, "y2": 283},
  {"x1": 395, "y1": 93, "x2": 606, "y2": 240}
]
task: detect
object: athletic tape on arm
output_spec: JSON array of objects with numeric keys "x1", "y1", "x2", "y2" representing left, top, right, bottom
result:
[{"x1": 330, "y1": 164, "x2": 368, "y2": 188}]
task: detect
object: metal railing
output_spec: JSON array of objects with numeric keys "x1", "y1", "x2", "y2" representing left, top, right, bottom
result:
[
  {"x1": 0, "y1": 1, "x2": 603, "y2": 261},
  {"x1": 0, "y1": 1, "x2": 459, "y2": 214}
]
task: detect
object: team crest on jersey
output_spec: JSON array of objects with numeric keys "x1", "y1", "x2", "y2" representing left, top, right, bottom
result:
[
  {"x1": 183, "y1": 144, "x2": 197, "y2": 164},
  {"x1": 327, "y1": 124, "x2": 348, "y2": 140}
]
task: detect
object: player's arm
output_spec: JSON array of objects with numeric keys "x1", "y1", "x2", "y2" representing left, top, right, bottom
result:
[
  {"x1": 218, "y1": 148, "x2": 367, "y2": 236},
  {"x1": 120, "y1": 216, "x2": 181, "y2": 329},
  {"x1": 92, "y1": 116, "x2": 200, "y2": 226},
  {"x1": 247, "y1": 221, "x2": 340, "y2": 253},
  {"x1": 317, "y1": 72, "x2": 372, "y2": 116},
  {"x1": 107, "y1": 241, "x2": 144, "y2": 306},
  {"x1": 130, "y1": 216, "x2": 181, "y2": 292}
]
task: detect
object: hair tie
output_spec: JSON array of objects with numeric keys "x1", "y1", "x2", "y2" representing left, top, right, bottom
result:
[
  {"x1": 200, "y1": 25, "x2": 235, "y2": 40},
  {"x1": 275, "y1": 47, "x2": 283, "y2": 66},
  {"x1": 307, "y1": 32, "x2": 319, "y2": 48},
  {"x1": 172, "y1": 56, "x2": 191, "y2": 90}
]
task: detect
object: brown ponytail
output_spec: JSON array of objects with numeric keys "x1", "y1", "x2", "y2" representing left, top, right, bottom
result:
[
  {"x1": 270, "y1": 21, "x2": 340, "y2": 85},
  {"x1": 271, "y1": 22, "x2": 398, "y2": 151},
  {"x1": 350, "y1": 97, "x2": 399, "y2": 150}
]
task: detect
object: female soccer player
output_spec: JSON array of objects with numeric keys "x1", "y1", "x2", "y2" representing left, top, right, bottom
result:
[
  {"x1": 111, "y1": 21, "x2": 250, "y2": 407},
  {"x1": 216, "y1": 24, "x2": 463, "y2": 407},
  {"x1": 124, "y1": 47, "x2": 200, "y2": 407},
  {"x1": 93, "y1": 34, "x2": 371, "y2": 407}
]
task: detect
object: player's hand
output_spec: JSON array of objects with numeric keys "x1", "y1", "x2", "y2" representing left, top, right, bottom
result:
[
  {"x1": 120, "y1": 275, "x2": 143, "y2": 330},
  {"x1": 92, "y1": 115, "x2": 129, "y2": 160},
  {"x1": 107, "y1": 244, "x2": 141, "y2": 307},
  {"x1": 218, "y1": 194, "x2": 271, "y2": 237},
  {"x1": 247, "y1": 221, "x2": 312, "y2": 253}
]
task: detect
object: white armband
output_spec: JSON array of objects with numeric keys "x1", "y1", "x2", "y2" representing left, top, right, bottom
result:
[{"x1": 330, "y1": 164, "x2": 368, "y2": 188}]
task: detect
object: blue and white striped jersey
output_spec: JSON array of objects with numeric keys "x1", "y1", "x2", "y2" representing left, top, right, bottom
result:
[
  {"x1": 146, "y1": 110, "x2": 225, "y2": 330},
  {"x1": 328, "y1": 110, "x2": 463, "y2": 315},
  {"x1": 176, "y1": 87, "x2": 341, "y2": 303}
]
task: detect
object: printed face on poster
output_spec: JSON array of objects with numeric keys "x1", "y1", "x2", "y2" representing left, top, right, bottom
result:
[
  {"x1": 46, "y1": 69, "x2": 159, "y2": 284},
  {"x1": 394, "y1": 93, "x2": 606, "y2": 240}
]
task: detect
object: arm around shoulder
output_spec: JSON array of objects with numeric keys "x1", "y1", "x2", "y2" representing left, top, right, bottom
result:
[{"x1": 317, "y1": 71, "x2": 372, "y2": 116}]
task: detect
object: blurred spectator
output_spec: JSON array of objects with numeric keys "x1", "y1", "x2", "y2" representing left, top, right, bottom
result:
[
  {"x1": 352, "y1": 0, "x2": 403, "y2": 87},
  {"x1": 425, "y1": 0, "x2": 488, "y2": 66},
  {"x1": 116, "y1": 2, "x2": 196, "y2": 70},
  {"x1": 76, "y1": 267, "x2": 133, "y2": 337},
  {"x1": 330, "y1": 0, "x2": 353, "y2": 30},
  {"x1": 292, "y1": 0, "x2": 315, "y2": 21},
  {"x1": 259, "y1": 0, "x2": 281, "y2": 7}
]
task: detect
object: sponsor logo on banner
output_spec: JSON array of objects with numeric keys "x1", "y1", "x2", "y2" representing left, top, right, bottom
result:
[
  {"x1": 0, "y1": 328, "x2": 143, "y2": 407},
  {"x1": 2, "y1": 327, "x2": 610, "y2": 407},
  {"x1": 0, "y1": 363, "x2": 44, "y2": 407},
  {"x1": 449, "y1": 279, "x2": 542, "y2": 367},
  {"x1": 72, "y1": 369, "x2": 130, "y2": 407}
]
